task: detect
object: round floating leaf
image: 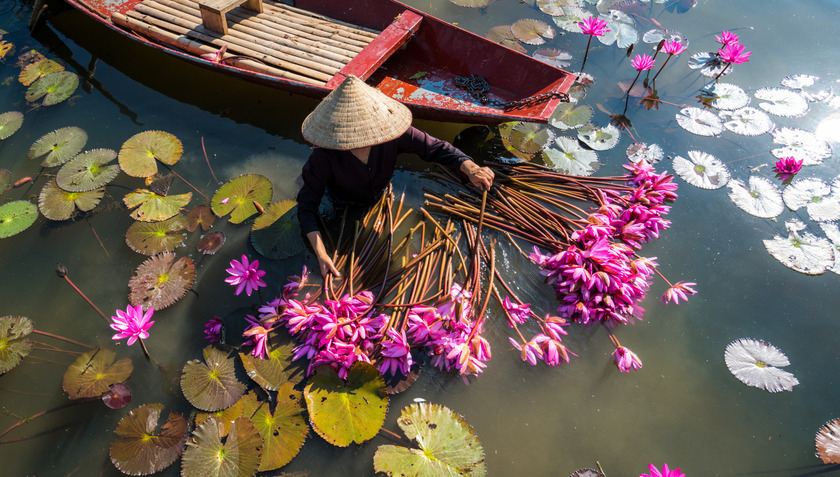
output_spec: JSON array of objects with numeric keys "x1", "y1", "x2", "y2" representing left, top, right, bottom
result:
[
  {"x1": 642, "y1": 28, "x2": 687, "y2": 47},
  {"x1": 195, "y1": 396, "x2": 246, "y2": 438},
  {"x1": 536, "y1": 0, "x2": 565, "y2": 16},
  {"x1": 0, "y1": 201, "x2": 39, "y2": 239},
  {"x1": 763, "y1": 219, "x2": 835, "y2": 275},
  {"x1": 755, "y1": 87, "x2": 809, "y2": 118},
  {"x1": 552, "y1": 6, "x2": 588, "y2": 33},
  {"x1": 533, "y1": 48, "x2": 572, "y2": 69},
  {"x1": 672, "y1": 150, "x2": 730, "y2": 189},
  {"x1": 782, "y1": 74, "x2": 830, "y2": 102},
  {"x1": 721, "y1": 107, "x2": 774, "y2": 136},
  {"x1": 597, "y1": 21, "x2": 638, "y2": 49},
  {"x1": 102, "y1": 383, "x2": 132, "y2": 409},
  {"x1": 373, "y1": 402, "x2": 485, "y2": 477},
  {"x1": 198, "y1": 231, "x2": 226, "y2": 255},
  {"x1": 816, "y1": 418, "x2": 840, "y2": 464},
  {"x1": 783, "y1": 178, "x2": 840, "y2": 223},
  {"x1": 485, "y1": 26, "x2": 526, "y2": 54},
  {"x1": 676, "y1": 107, "x2": 724, "y2": 136},
  {"x1": 700, "y1": 83, "x2": 750, "y2": 110},
  {"x1": 687, "y1": 51, "x2": 727, "y2": 78},
  {"x1": 181, "y1": 345, "x2": 246, "y2": 412},
  {"x1": 25, "y1": 71, "x2": 79, "y2": 106},
  {"x1": 570, "y1": 470, "x2": 605, "y2": 477},
  {"x1": 123, "y1": 189, "x2": 192, "y2": 222},
  {"x1": 19, "y1": 58, "x2": 63, "y2": 86},
  {"x1": 549, "y1": 102, "x2": 592, "y2": 130},
  {"x1": 125, "y1": 215, "x2": 189, "y2": 255},
  {"x1": 0, "y1": 111, "x2": 23, "y2": 140},
  {"x1": 128, "y1": 252, "x2": 196, "y2": 310},
  {"x1": 63, "y1": 348, "x2": 133, "y2": 400},
  {"x1": 239, "y1": 329, "x2": 303, "y2": 392},
  {"x1": 249, "y1": 382, "x2": 308, "y2": 471},
  {"x1": 0, "y1": 316, "x2": 33, "y2": 374},
  {"x1": 626, "y1": 142, "x2": 664, "y2": 165},
  {"x1": 304, "y1": 362, "x2": 388, "y2": 447},
  {"x1": 39, "y1": 178, "x2": 104, "y2": 221},
  {"x1": 727, "y1": 176, "x2": 784, "y2": 218},
  {"x1": 542, "y1": 136, "x2": 599, "y2": 176},
  {"x1": 820, "y1": 222, "x2": 840, "y2": 275},
  {"x1": 578, "y1": 123, "x2": 620, "y2": 151},
  {"x1": 509, "y1": 122, "x2": 555, "y2": 154},
  {"x1": 181, "y1": 417, "x2": 262, "y2": 477},
  {"x1": 29, "y1": 126, "x2": 87, "y2": 167},
  {"x1": 511, "y1": 19, "x2": 554, "y2": 45},
  {"x1": 724, "y1": 338, "x2": 799, "y2": 393},
  {"x1": 56, "y1": 148, "x2": 120, "y2": 192},
  {"x1": 211, "y1": 174, "x2": 273, "y2": 224},
  {"x1": 119, "y1": 130, "x2": 184, "y2": 178},
  {"x1": 187, "y1": 204, "x2": 216, "y2": 232},
  {"x1": 771, "y1": 127, "x2": 832, "y2": 166},
  {"x1": 250, "y1": 201, "x2": 305, "y2": 259},
  {"x1": 110, "y1": 403, "x2": 188, "y2": 475}
]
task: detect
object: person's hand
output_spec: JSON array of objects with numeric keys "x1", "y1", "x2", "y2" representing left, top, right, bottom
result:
[
  {"x1": 461, "y1": 160, "x2": 494, "y2": 191},
  {"x1": 306, "y1": 230, "x2": 341, "y2": 278},
  {"x1": 316, "y1": 253, "x2": 341, "y2": 278}
]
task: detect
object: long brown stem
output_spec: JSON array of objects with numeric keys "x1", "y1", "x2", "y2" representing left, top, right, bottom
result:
[
  {"x1": 200, "y1": 136, "x2": 219, "y2": 184},
  {"x1": 32, "y1": 330, "x2": 93, "y2": 349},
  {"x1": 55, "y1": 263, "x2": 109, "y2": 323}
]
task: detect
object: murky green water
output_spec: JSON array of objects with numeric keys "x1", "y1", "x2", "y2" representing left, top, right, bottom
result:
[{"x1": 1, "y1": 0, "x2": 840, "y2": 475}]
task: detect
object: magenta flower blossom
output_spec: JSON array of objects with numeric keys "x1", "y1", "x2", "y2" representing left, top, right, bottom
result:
[
  {"x1": 110, "y1": 305, "x2": 155, "y2": 346},
  {"x1": 203, "y1": 316, "x2": 223, "y2": 342},
  {"x1": 641, "y1": 463, "x2": 685, "y2": 477},
  {"x1": 661, "y1": 40, "x2": 687, "y2": 55},
  {"x1": 378, "y1": 328, "x2": 413, "y2": 377},
  {"x1": 579, "y1": 16, "x2": 609, "y2": 37},
  {"x1": 660, "y1": 281, "x2": 697, "y2": 305},
  {"x1": 243, "y1": 314, "x2": 272, "y2": 360},
  {"x1": 509, "y1": 337, "x2": 545, "y2": 366},
  {"x1": 501, "y1": 297, "x2": 531, "y2": 326},
  {"x1": 612, "y1": 346, "x2": 642, "y2": 373},
  {"x1": 225, "y1": 254, "x2": 267, "y2": 296},
  {"x1": 631, "y1": 54, "x2": 656, "y2": 72},
  {"x1": 718, "y1": 42, "x2": 751, "y2": 64},
  {"x1": 773, "y1": 156, "x2": 803, "y2": 182},
  {"x1": 715, "y1": 30, "x2": 739, "y2": 46}
]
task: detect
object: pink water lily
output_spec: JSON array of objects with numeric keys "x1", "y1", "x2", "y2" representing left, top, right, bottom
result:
[
  {"x1": 631, "y1": 54, "x2": 656, "y2": 72},
  {"x1": 501, "y1": 296, "x2": 531, "y2": 326},
  {"x1": 612, "y1": 346, "x2": 642, "y2": 373},
  {"x1": 243, "y1": 314, "x2": 272, "y2": 360},
  {"x1": 110, "y1": 304, "x2": 155, "y2": 346},
  {"x1": 660, "y1": 281, "x2": 697, "y2": 305},
  {"x1": 225, "y1": 254, "x2": 267, "y2": 296},
  {"x1": 773, "y1": 156, "x2": 803, "y2": 182},
  {"x1": 715, "y1": 30, "x2": 739, "y2": 46},
  {"x1": 718, "y1": 42, "x2": 751, "y2": 64},
  {"x1": 661, "y1": 40, "x2": 687, "y2": 55},
  {"x1": 641, "y1": 463, "x2": 685, "y2": 477},
  {"x1": 203, "y1": 316, "x2": 223, "y2": 342},
  {"x1": 579, "y1": 16, "x2": 609, "y2": 37}
]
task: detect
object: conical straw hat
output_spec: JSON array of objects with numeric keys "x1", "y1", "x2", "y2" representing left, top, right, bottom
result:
[{"x1": 301, "y1": 75, "x2": 412, "y2": 150}]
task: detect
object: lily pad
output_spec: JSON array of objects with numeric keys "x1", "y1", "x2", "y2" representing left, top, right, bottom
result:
[
  {"x1": 577, "y1": 123, "x2": 620, "y2": 151},
  {"x1": 19, "y1": 58, "x2": 63, "y2": 86},
  {"x1": 771, "y1": 127, "x2": 832, "y2": 166},
  {"x1": 63, "y1": 348, "x2": 133, "y2": 400},
  {"x1": 533, "y1": 48, "x2": 572, "y2": 69},
  {"x1": 195, "y1": 397, "x2": 246, "y2": 438},
  {"x1": 782, "y1": 178, "x2": 840, "y2": 223},
  {"x1": 782, "y1": 74, "x2": 831, "y2": 102},
  {"x1": 25, "y1": 71, "x2": 79, "y2": 106},
  {"x1": 485, "y1": 26, "x2": 526, "y2": 54},
  {"x1": 250, "y1": 201, "x2": 305, "y2": 259},
  {"x1": 816, "y1": 418, "x2": 840, "y2": 464},
  {"x1": 727, "y1": 176, "x2": 784, "y2": 218},
  {"x1": 699, "y1": 83, "x2": 750, "y2": 110},
  {"x1": 211, "y1": 174, "x2": 273, "y2": 224},
  {"x1": 28, "y1": 126, "x2": 87, "y2": 167},
  {"x1": 724, "y1": 338, "x2": 799, "y2": 393},
  {"x1": 687, "y1": 51, "x2": 727, "y2": 78},
  {"x1": 509, "y1": 122, "x2": 555, "y2": 155},
  {"x1": 536, "y1": 0, "x2": 565, "y2": 16},
  {"x1": 641, "y1": 28, "x2": 687, "y2": 47},
  {"x1": 102, "y1": 383, "x2": 132, "y2": 409},
  {"x1": 39, "y1": 178, "x2": 105, "y2": 221},
  {"x1": 763, "y1": 219, "x2": 835, "y2": 275},
  {"x1": 128, "y1": 252, "x2": 196, "y2": 310},
  {"x1": 676, "y1": 107, "x2": 724, "y2": 136},
  {"x1": 819, "y1": 222, "x2": 840, "y2": 275},
  {"x1": 510, "y1": 19, "x2": 554, "y2": 45},
  {"x1": 197, "y1": 231, "x2": 225, "y2": 255},
  {"x1": 373, "y1": 402, "x2": 485, "y2": 477},
  {"x1": 0, "y1": 316, "x2": 33, "y2": 374},
  {"x1": 248, "y1": 382, "x2": 309, "y2": 471},
  {"x1": 597, "y1": 20, "x2": 638, "y2": 49},
  {"x1": 672, "y1": 151, "x2": 729, "y2": 190},
  {"x1": 119, "y1": 130, "x2": 184, "y2": 178},
  {"x1": 110, "y1": 403, "x2": 188, "y2": 476},
  {"x1": 551, "y1": 6, "x2": 588, "y2": 33},
  {"x1": 0, "y1": 111, "x2": 23, "y2": 140},
  {"x1": 123, "y1": 189, "x2": 192, "y2": 222},
  {"x1": 181, "y1": 345, "x2": 246, "y2": 412},
  {"x1": 449, "y1": 0, "x2": 492, "y2": 7},
  {"x1": 56, "y1": 148, "x2": 120, "y2": 192},
  {"x1": 125, "y1": 215, "x2": 189, "y2": 255},
  {"x1": 549, "y1": 102, "x2": 593, "y2": 130},
  {"x1": 542, "y1": 136, "x2": 599, "y2": 176},
  {"x1": 570, "y1": 470, "x2": 605, "y2": 477},
  {"x1": 0, "y1": 201, "x2": 38, "y2": 238},
  {"x1": 626, "y1": 142, "x2": 664, "y2": 165},
  {"x1": 239, "y1": 329, "x2": 303, "y2": 391},
  {"x1": 304, "y1": 362, "x2": 388, "y2": 447},
  {"x1": 720, "y1": 107, "x2": 774, "y2": 136},
  {"x1": 181, "y1": 417, "x2": 262, "y2": 477},
  {"x1": 755, "y1": 87, "x2": 809, "y2": 118},
  {"x1": 187, "y1": 204, "x2": 216, "y2": 232}
]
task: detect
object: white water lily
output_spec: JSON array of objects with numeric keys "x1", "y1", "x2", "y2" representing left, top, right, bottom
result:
[{"x1": 724, "y1": 338, "x2": 799, "y2": 393}]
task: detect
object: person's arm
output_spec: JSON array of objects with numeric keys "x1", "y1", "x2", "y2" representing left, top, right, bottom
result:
[
  {"x1": 297, "y1": 150, "x2": 341, "y2": 278},
  {"x1": 306, "y1": 230, "x2": 340, "y2": 278},
  {"x1": 398, "y1": 126, "x2": 494, "y2": 190},
  {"x1": 460, "y1": 159, "x2": 494, "y2": 191}
]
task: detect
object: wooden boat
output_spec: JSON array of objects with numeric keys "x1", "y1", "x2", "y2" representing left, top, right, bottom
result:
[{"x1": 60, "y1": 0, "x2": 576, "y2": 123}]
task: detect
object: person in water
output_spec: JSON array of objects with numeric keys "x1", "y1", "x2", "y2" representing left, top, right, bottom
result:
[{"x1": 296, "y1": 75, "x2": 494, "y2": 278}]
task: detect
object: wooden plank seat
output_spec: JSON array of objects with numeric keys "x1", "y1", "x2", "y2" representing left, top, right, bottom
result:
[{"x1": 198, "y1": 0, "x2": 262, "y2": 34}]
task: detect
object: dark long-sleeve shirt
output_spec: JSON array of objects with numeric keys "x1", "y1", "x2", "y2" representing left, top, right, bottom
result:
[{"x1": 297, "y1": 126, "x2": 470, "y2": 235}]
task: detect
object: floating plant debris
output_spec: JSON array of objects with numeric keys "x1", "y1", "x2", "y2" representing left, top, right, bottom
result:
[
  {"x1": 197, "y1": 231, "x2": 225, "y2": 255},
  {"x1": 374, "y1": 402, "x2": 485, "y2": 477},
  {"x1": 509, "y1": 121, "x2": 556, "y2": 154},
  {"x1": 720, "y1": 107, "x2": 774, "y2": 136},
  {"x1": 549, "y1": 102, "x2": 593, "y2": 130},
  {"x1": 186, "y1": 204, "x2": 215, "y2": 232},
  {"x1": 781, "y1": 74, "x2": 830, "y2": 102},
  {"x1": 699, "y1": 83, "x2": 750, "y2": 110},
  {"x1": 238, "y1": 330, "x2": 302, "y2": 392},
  {"x1": 0, "y1": 111, "x2": 23, "y2": 140},
  {"x1": 101, "y1": 383, "x2": 132, "y2": 409},
  {"x1": 0, "y1": 200, "x2": 39, "y2": 239},
  {"x1": 672, "y1": 150, "x2": 730, "y2": 189},
  {"x1": 727, "y1": 176, "x2": 784, "y2": 218},
  {"x1": 724, "y1": 338, "x2": 799, "y2": 393},
  {"x1": 551, "y1": 6, "x2": 588, "y2": 33},
  {"x1": 511, "y1": 19, "x2": 554, "y2": 45},
  {"x1": 146, "y1": 173, "x2": 174, "y2": 197},
  {"x1": 303, "y1": 362, "x2": 388, "y2": 447},
  {"x1": 28, "y1": 126, "x2": 87, "y2": 167},
  {"x1": 675, "y1": 107, "x2": 724, "y2": 136},
  {"x1": 181, "y1": 417, "x2": 262, "y2": 477},
  {"x1": 125, "y1": 214, "x2": 189, "y2": 255},
  {"x1": 485, "y1": 26, "x2": 525, "y2": 54},
  {"x1": 782, "y1": 178, "x2": 840, "y2": 223},
  {"x1": 39, "y1": 178, "x2": 105, "y2": 221},
  {"x1": 771, "y1": 127, "x2": 832, "y2": 166},
  {"x1": 118, "y1": 130, "x2": 184, "y2": 178},
  {"x1": 577, "y1": 123, "x2": 620, "y2": 151},
  {"x1": 123, "y1": 189, "x2": 192, "y2": 222},
  {"x1": 533, "y1": 48, "x2": 573, "y2": 69},
  {"x1": 763, "y1": 219, "x2": 835, "y2": 275},
  {"x1": 249, "y1": 382, "x2": 309, "y2": 471},
  {"x1": 63, "y1": 348, "x2": 133, "y2": 400},
  {"x1": 541, "y1": 136, "x2": 600, "y2": 175},
  {"x1": 18, "y1": 57, "x2": 62, "y2": 86},
  {"x1": 25, "y1": 71, "x2": 79, "y2": 106},
  {"x1": 211, "y1": 174, "x2": 273, "y2": 224},
  {"x1": 56, "y1": 148, "x2": 120, "y2": 192},
  {"x1": 626, "y1": 142, "x2": 664, "y2": 164},
  {"x1": 128, "y1": 252, "x2": 196, "y2": 310},
  {"x1": 754, "y1": 87, "x2": 809, "y2": 117},
  {"x1": 110, "y1": 403, "x2": 188, "y2": 475},
  {"x1": 815, "y1": 418, "x2": 840, "y2": 464},
  {"x1": 250, "y1": 200, "x2": 305, "y2": 259},
  {"x1": 181, "y1": 345, "x2": 246, "y2": 412},
  {"x1": 0, "y1": 315, "x2": 33, "y2": 374}
]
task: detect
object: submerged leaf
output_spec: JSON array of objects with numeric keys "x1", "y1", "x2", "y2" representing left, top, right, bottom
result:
[
  {"x1": 816, "y1": 418, "x2": 840, "y2": 464},
  {"x1": 763, "y1": 219, "x2": 835, "y2": 275},
  {"x1": 676, "y1": 107, "x2": 724, "y2": 136},
  {"x1": 181, "y1": 417, "x2": 262, "y2": 477},
  {"x1": 672, "y1": 151, "x2": 730, "y2": 189},
  {"x1": 755, "y1": 87, "x2": 809, "y2": 117},
  {"x1": 125, "y1": 215, "x2": 189, "y2": 255},
  {"x1": 542, "y1": 136, "x2": 599, "y2": 176},
  {"x1": 0, "y1": 316, "x2": 33, "y2": 374},
  {"x1": 63, "y1": 348, "x2": 133, "y2": 400},
  {"x1": 687, "y1": 51, "x2": 727, "y2": 78},
  {"x1": 119, "y1": 130, "x2": 184, "y2": 178},
  {"x1": 0, "y1": 201, "x2": 39, "y2": 239},
  {"x1": 110, "y1": 403, "x2": 188, "y2": 475},
  {"x1": 128, "y1": 252, "x2": 196, "y2": 310},
  {"x1": 102, "y1": 383, "x2": 132, "y2": 410},
  {"x1": 198, "y1": 231, "x2": 226, "y2": 255},
  {"x1": 0, "y1": 111, "x2": 23, "y2": 140},
  {"x1": 250, "y1": 201, "x2": 305, "y2": 259},
  {"x1": 55, "y1": 149, "x2": 120, "y2": 192},
  {"x1": 724, "y1": 338, "x2": 799, "y2": 393},
  {"x1": 181, "y1": 345, "x2": 246, "y2": 412},
  {"x1": 39, "y1": 178, "x2": 105, "y2": 221},
  {"x1": 25, "y1": 71, "x2": 79, "y2": 106},
  {"x1": 211, "y1": 174, "x2": 273, "y2": 224},
  {"x1": 28, "y1": 126, "x2": 87, "y2": 167},
  {"x1": 187, "y1": 204, "x2": 216, "y2": 232},
  {"x1": 727, "y1": 176, "x2": 784, "y2": 218}
]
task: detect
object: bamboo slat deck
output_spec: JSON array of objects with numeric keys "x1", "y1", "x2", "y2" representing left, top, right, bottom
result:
[{"x1": 112, "y1": 0, "x2": 380, "y2": 86}]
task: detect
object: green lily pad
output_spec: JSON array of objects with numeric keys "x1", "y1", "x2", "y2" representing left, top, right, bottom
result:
[
  {"x1": 374, "y1": 402, "x2": 486, "y2": 477},
  {"x1": 110, "y1": 403, "x2": 189, "y2": 476},
  {"x1": 0, "y1": 111, "x2": 23, "y2": 140},
  {"x1": 198, "y1": 231, "x2": 226, "y2": 255},
  {"x1": 56, "y1": 148, "x2": 120, "y2": 192},
  {"x1": 0, "y1": 201, "x2": 38, "y2": 238},
  {"x1": 18, "y1": 58, "x2": 63, "y2": 86},
  {"x1": 28, "y1": 126, "x2": 87, "y2": 167},
  {"x1": 181, "y1": 345, "x2": 246, "y2": 412},
  {"x1": 195, "y1": 396, "x2": 247, "y2": 438},
  {"x1": 0, "y1": 316, "x2": 33, "y2": 375},
  {"x1": 25, "y1": 71, "x2": 79, "y2": 106},
  {"x1": 510, "y1": 19, "x2": 554, "y2": 46},
  {"x1": 119, "y1": 130, "x2": 184, "y2": 178},
  {"x1": 211, "y1": 174, "x2": 273, "y2": 224},
  {"x1": 304, "y1": 362, "x2": 388, "y2": 447},
  {"x1": 509, "y1": 122, "x2": 556, "y2": 154},
  {"x1": 542, "y1": 136, "x2": 600, "y2": 176},
  {"x1": 247, "y1": 382, "x2": 308, "y2": 471},
  {"x1": 549, "y1": 102, "x2": 593, "y2": 131},
  {"x1": 123, "y1": 189, "x2": 192, "y2": 222},
  {"x1": 62, "y1": 348, "x2": 134, "y2": 400},
  {"x1": 485, "y1": 26, "x2": 526, "y2": 54},
  {"x1": 187, "y1": 204, "x2": 216, "y2": 232},
  {"x1": 125, "y1": 214, "x2": 189, "y2": 255},
  {"x1": 39, "y1": 178, "x2": 104, "y2": 221},
  {"x1": 128, "y1": 252, "x2": 196, "y2": 310},
  {"x1": 577, "y1": 123, "x2": 621, "y2": 151},
  {"x1": 181, "y1": 417, "x2": 262, "y2": 477},
  {"x1": 250, "y1": 201, "x2": 305, "y2": 260},
  {"x1": 239, "y1": 329, "x2": 303, "y2": 392}
]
